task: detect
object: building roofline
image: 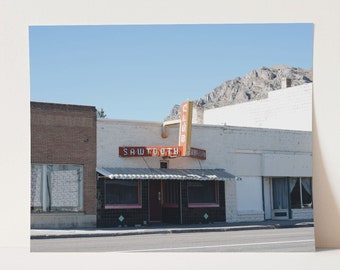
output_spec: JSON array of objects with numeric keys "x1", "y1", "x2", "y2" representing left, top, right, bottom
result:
[{"x1": 30, "y1": 101, "x2": 96, "y2": 111}]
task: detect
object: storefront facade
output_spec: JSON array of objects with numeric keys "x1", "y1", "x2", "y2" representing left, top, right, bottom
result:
[
  {"x1": 263, "y1": 176, "x2": 313, "y2": 220},
  {"x1": 95, "y1": 115, "x2": 237, "y2": 227},
  {"x1": 30, "y1": 101, "x2": 312, "y2": 228},
  {"x1": 96, "y1": 169, "x2": 229, "y2": 227},
  {"x1": 30, "y1": 102, "x2": 97, "y2": 228},
  {"x1": 201, "y1": 82, "x2": 314, "y2": 222},
  {"x1": 96, "y1": 116, "x2": 312, "y2": 227}
]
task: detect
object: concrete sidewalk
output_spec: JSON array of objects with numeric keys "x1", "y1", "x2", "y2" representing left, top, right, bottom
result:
[{"x1": 31, "y1": 219, "x2": 314, "y2": 239}]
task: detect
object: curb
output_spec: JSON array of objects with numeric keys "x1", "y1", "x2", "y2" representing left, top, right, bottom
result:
[{"x1": 30, "y1": 223, "x2": 313, "y2": 240}]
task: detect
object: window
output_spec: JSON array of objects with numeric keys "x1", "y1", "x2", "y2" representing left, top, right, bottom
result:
[
  {"x1": 105, "y1": 180, "x2": 141, "y2": 209},
  {"x1": 162, "y1": 181, "x2": 179, "y2": 207},
  {"x1": 187, "y1": 180, "x2": 218, "y2": 207},
  {"x1": 31, "y1": 164, "x2": 83, "y2": 212},
  {"x1": 290, "y1": 177, "x2": 313, "y2": 209}
]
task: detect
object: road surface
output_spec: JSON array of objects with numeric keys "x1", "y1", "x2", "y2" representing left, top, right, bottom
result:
[{"x1": 31, "y1": 227, "x2": 315, "y2": 252}]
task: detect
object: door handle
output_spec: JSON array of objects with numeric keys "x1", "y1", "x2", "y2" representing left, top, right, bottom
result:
[{"x1": 158, "y1": 192, "x2": 161, "y2": 201}]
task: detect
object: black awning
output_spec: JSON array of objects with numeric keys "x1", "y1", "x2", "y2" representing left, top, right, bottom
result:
[{"x1": 96, "y1": 167, "x2": 239, "y2": 181}]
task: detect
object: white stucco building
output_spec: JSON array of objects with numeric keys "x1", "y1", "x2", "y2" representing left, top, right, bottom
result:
[
  {"x1": 97, "y1": 118, "x2": 313, "y2": 224},
  {"x1": 203, "y1": 82, "x2": 312, "y2": 131},
  {"x1": 95, "y1": 82, "x2": 313, "y2": 226},
  {"x1": 201, "y1": 81, "x2": 313, "y2": 221}
]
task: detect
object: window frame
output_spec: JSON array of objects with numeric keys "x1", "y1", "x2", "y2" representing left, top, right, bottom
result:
[
  {"x1": 31, "y1": 163, "x2": 84, "y2": 213},
  {"x1": 104, "y1": 179, "x2": 142, "y2": 209},
  {"x1": 162, "y1": 181, "x2": 179, "y2": 208},
  {"x1": 187, "y1": 180, "x2": 219, "y2": 208},
  {"x1": 289, "y1": 177, "x2": 313, "y2": 209}
]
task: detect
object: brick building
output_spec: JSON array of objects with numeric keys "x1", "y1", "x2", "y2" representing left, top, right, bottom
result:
[{"x1": 31, "y1": 102, "x2": 97, "y2": 228}]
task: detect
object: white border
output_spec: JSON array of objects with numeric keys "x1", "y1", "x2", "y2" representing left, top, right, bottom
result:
[{"x1": 1, "y1": 0, "x2": 340, "y2": 268}]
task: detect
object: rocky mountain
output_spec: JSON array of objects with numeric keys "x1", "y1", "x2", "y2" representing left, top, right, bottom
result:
[{"x1": 165, "y1": 65, "x2": 313, "y2": 120}]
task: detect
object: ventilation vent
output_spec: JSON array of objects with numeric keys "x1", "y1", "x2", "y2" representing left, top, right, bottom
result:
[
  {"x1": 274, "y1": 212, "x2": 287, "y2": 217},
  {"x1": 160, "y1": 161, "x2": 168, "y2": 169}
]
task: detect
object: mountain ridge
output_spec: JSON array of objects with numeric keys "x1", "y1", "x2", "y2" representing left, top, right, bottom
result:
[{"x1": 165, "y1": 65, "x2": 312, "y2": 120}]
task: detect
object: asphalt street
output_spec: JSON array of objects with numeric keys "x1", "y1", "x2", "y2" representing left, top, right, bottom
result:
[{"x1": 31, "y1": 227, "x2": 315, "y2": 252}]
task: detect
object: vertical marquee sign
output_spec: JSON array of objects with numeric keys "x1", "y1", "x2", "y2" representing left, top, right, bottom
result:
[
  {"x1": 179, "y1": 101, "x2": 193, "y2": 156},
  {"x1": 119, "y1": 100, "x2": 206, "y2": 160}
]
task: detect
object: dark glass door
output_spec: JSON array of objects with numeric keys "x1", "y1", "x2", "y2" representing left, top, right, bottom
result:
[{"x1": 149, "y1": 180, "x2": 162, "y2": 222}]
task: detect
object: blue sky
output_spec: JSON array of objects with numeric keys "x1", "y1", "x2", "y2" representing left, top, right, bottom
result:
[{"x1": 29, "y1": 23, "x2": 313, "y2": 121}]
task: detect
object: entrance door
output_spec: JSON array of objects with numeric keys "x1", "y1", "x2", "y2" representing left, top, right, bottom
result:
[
  {"x1": 149, "y1": 180, "x2": 162, "y2": 222},
  {"x1": 272, "y1": 177, "x2": 289, "y2": 219}
]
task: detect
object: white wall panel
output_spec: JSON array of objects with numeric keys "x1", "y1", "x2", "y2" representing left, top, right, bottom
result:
[
  {"x1": 204, "y1": 83, "x2": 312, "y2": 131},
  {"x1": 262, "y1": 153, "x2": 312, "y2": 177},
  {"x1": 236, "y1": 177, "x2": 263, "y2": 211}
]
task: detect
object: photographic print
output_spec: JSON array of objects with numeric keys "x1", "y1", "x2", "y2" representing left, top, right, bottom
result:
[{"x1": 29, "y1": 23, "x2": 314, "y2": 252}]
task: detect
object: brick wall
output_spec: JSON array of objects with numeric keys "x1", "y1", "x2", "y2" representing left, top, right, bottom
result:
[
  {"x1": 31, "y1": 166, "x2": 42, "y2": 207},
  {"x1": 292, "y1": 208, "x2": 314, "y2": 220},
  {"x1": 31, "y1": 102, "x2": 97, "y2": 215},
  {"x1": 225, "y1": 180, "x2": 264, "y2": 223},
  {"x1": 225, "y1": 180, "x2": 238, "y2": 222}
]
